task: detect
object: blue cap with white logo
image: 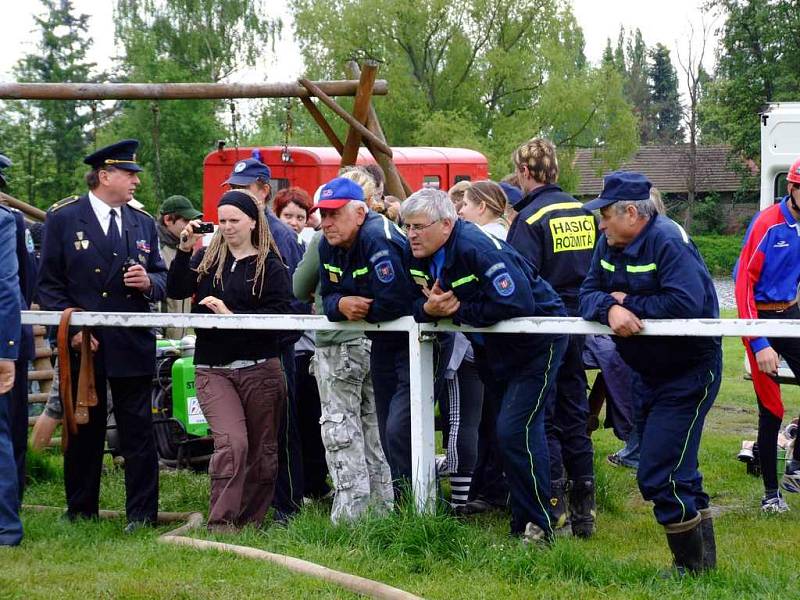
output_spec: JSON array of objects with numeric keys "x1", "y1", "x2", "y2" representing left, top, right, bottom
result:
[
  {"x1": 223, "y1": 158, "x2": 272, "y2": 186},
  {"x1": 311, "y1": 177, "x2": 365, "y2": 211}
]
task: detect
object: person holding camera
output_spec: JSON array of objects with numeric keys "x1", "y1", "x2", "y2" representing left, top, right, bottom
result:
[{"x1": 167, "y1": 189, "x2": 292, "y2": 532}]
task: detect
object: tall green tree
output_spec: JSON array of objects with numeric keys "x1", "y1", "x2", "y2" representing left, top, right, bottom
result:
[
  {"x1": 700, "y1": 0, "x2": 800, "y2": 159},
  {"x1": 109, "y1": 0, "x2": 280, "y2": 211},
  {"x1": 648, "y1": 43, "x2": 684, "y2": 144},
  {"x1": 3, "y1": 0, "x2": 97, "y2": 207},
  {"x1": 289, "y1": 0, "x2": 637, "y2": 184},
  {"x1": 600, "y1": 28, "x2": 655, "y2": 144}
]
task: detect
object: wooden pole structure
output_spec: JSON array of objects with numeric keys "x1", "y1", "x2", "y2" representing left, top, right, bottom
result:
[
  {"x1": 0, "y1": 80, "x2": 388, "y2": 101},
  {"x1": 340, "y1": 62, "x2": 378, "y2": 167},
  {"x1": 0, "y1": 192, "x2": 46, "y2": 221},
  {"x1": 299, "y1": 97, "x2": 344, "y2": 154},
  {"x1": 345, "y1": 62, "x2": 410, "y2": 199},
  {"x1": 298, "y1": 78, "x2": 393, "y2": 157}
]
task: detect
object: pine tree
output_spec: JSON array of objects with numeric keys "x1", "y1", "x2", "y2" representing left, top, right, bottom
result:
[
  {"x1": 649, "y1": 43, "x2": 684, "y2": 144},
  {"x1": 10, "y1": 0, "x2": 97, "y2": 206}
]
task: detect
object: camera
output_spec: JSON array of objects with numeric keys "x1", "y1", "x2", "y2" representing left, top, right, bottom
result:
[
  {"x1": 122, "y1": 257, "x2": 139, "y2": 275},
  {"x1": 192, "y1": 222, "x2": 215, "y2": 234}
]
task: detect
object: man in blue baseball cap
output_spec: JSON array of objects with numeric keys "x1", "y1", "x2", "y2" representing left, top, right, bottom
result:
[
  {"x1": 579, "y1": 171, "x2": 721, "y2": 575},
  {"x1": 316, "y1": 177, "x2": 416, "y2": 494}
]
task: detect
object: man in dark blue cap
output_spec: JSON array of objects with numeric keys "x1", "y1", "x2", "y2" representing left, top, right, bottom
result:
[
  {"x1": 579, "y1": 171, "x2": 721, "y2": 574},
  {"x1": 37, "y1": 139, "x2": 167, "y2": 533},
  {"x1": 222, "y1": 156, "x2": 307, "y2": 518},
  {"x1": 0, "y1": 155, "x2": 36, "y2": 506},
  {"x1": 0, "y1": 155, "x2": 23, "y2": 546}
]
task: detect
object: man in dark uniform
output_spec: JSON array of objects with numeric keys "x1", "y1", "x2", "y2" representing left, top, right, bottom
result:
[
  {"x1": 579, "y1": 171, "x2": 721, "y2": 574},
  {"x1": 0, "y1": 155, "x2": 36, "y2": 502},
  {"x1": 0, "y1": 172, "x2": 22, "y2": 546},
  {"x1": 508, "y1": 137, "x2": 597, "y2": 537},
  {"x1": 37, "y1": 139, "x2": 167, "y2": 532},
  {"x1": 315, "y1": 178, "x2": 415, "y2": 491},
  {"x1": 222, "y1": 156, "x2": 307, "y2": 518},
  {"x1": 401, "y1": 188, "x2": 567, "y2": 542}
]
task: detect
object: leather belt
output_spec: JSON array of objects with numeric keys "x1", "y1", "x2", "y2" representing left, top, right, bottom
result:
[
  {"x1": 57, "y1": 308, "x2": 98, "y2": 451},
  {"x1": 194, "y1": 358, "x2": 268, "y2": 370},
  {"x1": 755, "y1": 300, "x2": 797, "y2": 312}
]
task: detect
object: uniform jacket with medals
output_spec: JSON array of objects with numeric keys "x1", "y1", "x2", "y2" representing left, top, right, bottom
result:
[
  {"x1": 318, "y1": 211, "x2": 412, "y2": 339},
  {"x1": 37, "y1": 195, "x2": 167, "y2": 376},
  {"x1": 404, "y1": 218, "x2": 565, "y2": 379}
]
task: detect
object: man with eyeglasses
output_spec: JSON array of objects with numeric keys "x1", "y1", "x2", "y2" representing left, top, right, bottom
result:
[
  {"x1": 315, "y1": 177, "x2": 416, "y2": 495},
  {"x1": 401, "y1": 187, "x2": 567, "y2": 544},
  {"x1": 735, "y1": 157, "x2": 800, "y2": 512}
]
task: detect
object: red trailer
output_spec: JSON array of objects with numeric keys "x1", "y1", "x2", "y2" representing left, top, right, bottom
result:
[{"x1": 202, "y1": 146, "x2": 488, "y2": 222}]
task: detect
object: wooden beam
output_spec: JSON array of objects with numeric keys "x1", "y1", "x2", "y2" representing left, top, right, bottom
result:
[
  {"x1": 0, "y1": 192, "x2": 46, "y2": 221},
  {"x1": 298, "y1": 78, "x2": 393, "y2": 157},
  {"x1": 299, "y1": 97, "x2": 344, "y2": 154},
  {"x1": 345, "y1": 61, "x2": 410, "y2": 200},
  {"x1": 340, "y1": 62, "x2": 378, "y2": 167},
  {"x1": 0, "y1": 80, "x2": 389, "y2": 101}
]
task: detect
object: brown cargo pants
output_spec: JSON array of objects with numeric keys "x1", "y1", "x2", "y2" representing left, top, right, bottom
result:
[{"x1": 194, "y1": 358, "x2": 286, "y2": 527}]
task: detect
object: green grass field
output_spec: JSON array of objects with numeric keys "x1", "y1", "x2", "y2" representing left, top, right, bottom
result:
[{"x1": 3, "y1": 331, "x2": 800, "y2": 599}]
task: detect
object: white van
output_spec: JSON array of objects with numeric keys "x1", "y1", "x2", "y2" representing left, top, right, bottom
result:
[{"x1": 760, "y1": 102, "x2": 800, "y2": 208}]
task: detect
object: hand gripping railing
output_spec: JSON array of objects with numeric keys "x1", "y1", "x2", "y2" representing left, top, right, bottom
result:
[{"x1": 23, "y1": 310, "x2": 800, "y2": 513}]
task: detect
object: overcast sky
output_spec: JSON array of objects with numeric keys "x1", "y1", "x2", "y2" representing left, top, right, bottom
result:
[{"x1": 0, "y1": 0, "x2": 719, "y2": 100}]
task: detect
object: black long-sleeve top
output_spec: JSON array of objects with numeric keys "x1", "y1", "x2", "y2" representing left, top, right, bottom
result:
[{"x1": 167, "y1": 247, "x2": 292, "y2": 366}]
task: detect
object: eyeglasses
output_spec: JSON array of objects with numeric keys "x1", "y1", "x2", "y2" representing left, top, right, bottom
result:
[{"x1": 403, "y1": 219, "x2": 440, "y2": 233}]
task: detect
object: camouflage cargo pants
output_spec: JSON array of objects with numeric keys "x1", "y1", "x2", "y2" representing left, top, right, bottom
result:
[{"x1": 313, "y1": 338, "x2": 393, "y2": 523}]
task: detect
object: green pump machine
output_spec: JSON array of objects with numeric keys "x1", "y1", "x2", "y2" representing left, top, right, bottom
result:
[{"x1": 152, "y1": 338, "x2": 214, "y2": 469}]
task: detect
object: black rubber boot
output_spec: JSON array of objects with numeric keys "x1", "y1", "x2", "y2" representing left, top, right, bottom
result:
[
  {"x1": 568, "y1": 478, "x2": 596, "y2": 538},
  {"x1": 665, "y1": 520, "x2": 704, "y2": 576},
  {"x1": 550, "y1": 478, "x2": 571, "y2": 537},
  {"x1": 699, "y1": 509, "x2": 717, "y2": 571}
]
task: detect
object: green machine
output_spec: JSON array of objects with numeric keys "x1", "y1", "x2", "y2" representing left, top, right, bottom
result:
[
  {"x1": 152, "y1": 339, "x2": 213, "y2": 469},
  {"x1": 170, "y1": 355, "x2": 208, "y2": 437}
]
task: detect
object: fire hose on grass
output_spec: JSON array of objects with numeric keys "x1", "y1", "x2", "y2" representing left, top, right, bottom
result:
[{"x1": 23, "y1": 505, "x2": 424, "y2": 599}]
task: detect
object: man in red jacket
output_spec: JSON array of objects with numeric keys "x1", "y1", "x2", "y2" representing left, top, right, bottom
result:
[{"x1": 735, "y1": 157, "x2": 800, "y2": 512}]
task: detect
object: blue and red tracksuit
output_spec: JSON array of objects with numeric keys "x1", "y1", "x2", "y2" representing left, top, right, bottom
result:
[{"x1": 734, "y1": 197, "x2": 800, "y2": 420}]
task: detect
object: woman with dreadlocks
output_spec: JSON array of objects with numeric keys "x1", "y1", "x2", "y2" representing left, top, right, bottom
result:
[{"x1": 167, "y1": 189, "x2": 292, "y2": 532}]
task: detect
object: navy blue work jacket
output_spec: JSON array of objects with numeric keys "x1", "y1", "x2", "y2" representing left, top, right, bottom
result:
[
  {"x1": 507, "y1": 184, "x2": 596, "y2": 309},
  {"x1": 579, "y1": 214, "x2": 720, "y2": 380},
  {"x1": 405, "y1": 219, "x2": 565, "y2": 379},
  {"x1": 37, "y1": 195, "x2": 167, "y2": 377},
  {"x1": 0, "y1": 208, "x2": 21, "y2": 360},
  {"x1": 318, "y1": 211, "x2": 412, "y2": 336}
]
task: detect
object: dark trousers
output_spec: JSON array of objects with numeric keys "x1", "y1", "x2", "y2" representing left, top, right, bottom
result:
[
  {"x1": 195, "y1": 358, "x2": 285, "y2": 526},
  {"x1": 295, "y1": 351, "x2": 330, "y2": 498},
  {"x1": 65, "y1": 361, "x2": 158, "y2": 522},
  {"x1": 442, "y1": 359, "x2": 483, "y2": 475},
  {"x1": 545, "y1": 333, "x2": 594, "y2": 482},
  {"x1": 636, "y1": 354, "x2": 721, "y2": 526},
  {"x1": 8, "y1": 358, "x2": 29, "y2": 501},
  {"x1": 0, "y1": 391, "x2": 22, "y2": 545},
  {"x1": 755, "y1": 306, "x2": 800, "y2": 489},
  {"x1": 371, "y1": 335, "x2": 412, "y2": 487},
  {"x1": 470, "y1": 348, "x2": 509, "y2": 506},
  {"x1": 497, "y1": 335, "x2": 567, "y2": 535},
  {"x1": 273, "y1": 345, "x2": 305, "y2": 516}
]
